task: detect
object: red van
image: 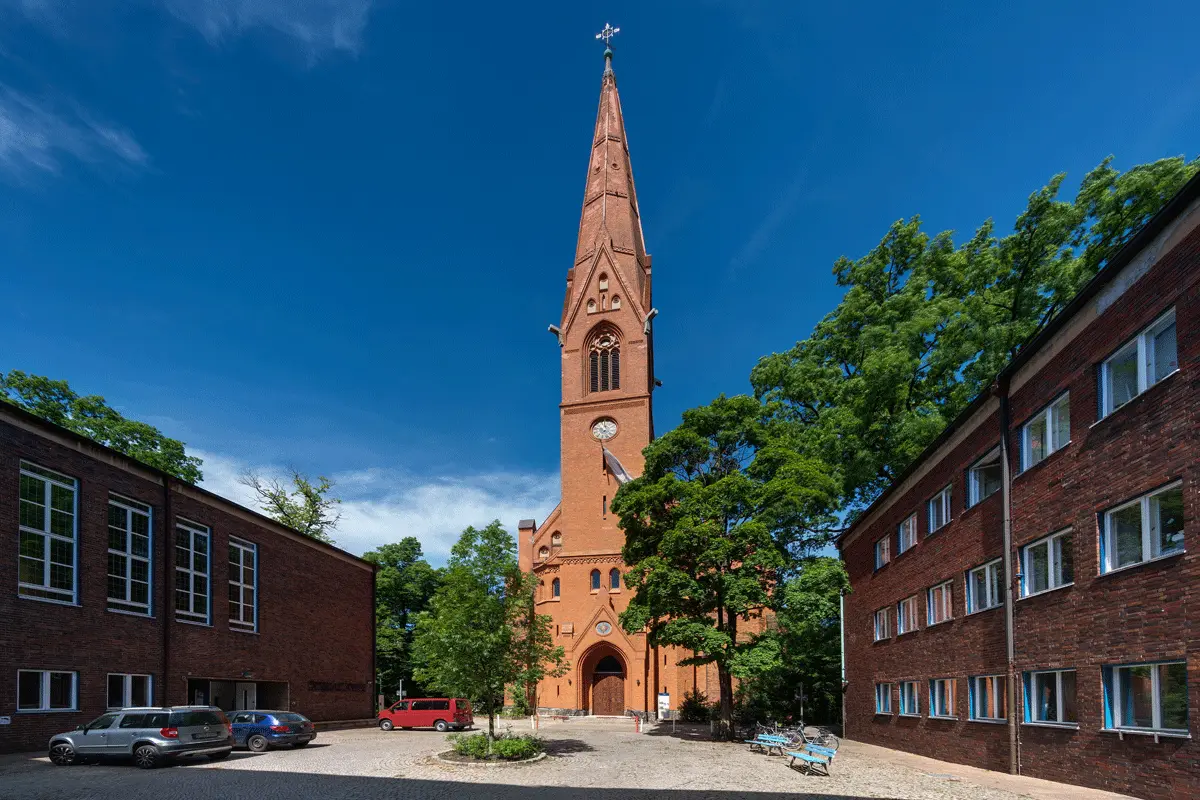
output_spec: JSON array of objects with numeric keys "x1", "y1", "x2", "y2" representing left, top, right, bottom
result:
[{"x1": 378, "y1": 698, "x2": 473, "y2": 732}]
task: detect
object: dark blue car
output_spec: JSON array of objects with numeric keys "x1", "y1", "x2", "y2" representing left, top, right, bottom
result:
[{"x1": 229, "y1": 710, "x2": 316, "y2": 752}]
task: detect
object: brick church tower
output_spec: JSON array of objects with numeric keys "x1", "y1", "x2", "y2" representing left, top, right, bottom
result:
[{"x1": 518, "y1": 43, "x2": 707, "y2": 718}]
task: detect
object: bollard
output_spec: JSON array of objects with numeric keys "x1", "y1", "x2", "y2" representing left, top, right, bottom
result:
[{"x1": 634, "y1": 714, "x2": 641, "y2": 733}]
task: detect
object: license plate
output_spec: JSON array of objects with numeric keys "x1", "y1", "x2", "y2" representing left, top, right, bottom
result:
[{"x1": 193, "y1": 732, "x2": 221, "y2": 740}]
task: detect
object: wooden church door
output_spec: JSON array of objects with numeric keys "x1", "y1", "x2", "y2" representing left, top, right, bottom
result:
[{"x1": 591, "y1": 655, "x2": 625, "y2": 716}]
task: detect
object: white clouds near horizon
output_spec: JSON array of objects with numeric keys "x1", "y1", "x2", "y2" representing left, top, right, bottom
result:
[{"x1": 195, "y1": 450, "x2": 560, "y2": 564}]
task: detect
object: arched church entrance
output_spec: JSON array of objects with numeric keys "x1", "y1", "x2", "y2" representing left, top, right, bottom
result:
[{"x1": 589, "y1": 653, "x2": 626, "y2": 716}]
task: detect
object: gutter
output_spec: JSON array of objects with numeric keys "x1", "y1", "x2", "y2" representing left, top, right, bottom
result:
[{"x1": 997, "y1": 381, "x2": 1020, "y2": 775}]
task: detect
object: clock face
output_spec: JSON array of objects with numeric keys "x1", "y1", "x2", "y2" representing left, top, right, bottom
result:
[{"x1": 591, "y1": 419, "x2": 618, "y2": 440}]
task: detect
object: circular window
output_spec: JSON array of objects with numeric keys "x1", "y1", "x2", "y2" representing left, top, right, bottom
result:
[{"x1": 595, "y1": 621, "x2": 612, "y2": 636}]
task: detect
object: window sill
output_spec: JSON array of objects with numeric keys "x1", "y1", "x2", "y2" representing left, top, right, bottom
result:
[
  {"x1": 926, "y1": 523, "x2": 952, "y2": 538},
  {"x1": 17, "y1": 594, "x2": 79, "y2": 608},
  {"x1": 1013, "y1": 441, "x2": 1072, "y2": 482},
  {"x1": 929, "y1": 715, "x2": 959, "y2": 721},
  {"x1": 1022, "y1": 720, "x2": 1079, "y2": 731},
  {"x1": 107, "y1": 608, "x2": 153, "y2": 619},
  {"x1": 898, "y1": 713, "x2": 921, "y2": 719},
  {"x1": 968, "y1": 718, "x2": 1007, "y2": 725},
  {"x1": 15, "y1": 709, "x2": 79, "y2": 715},
  {"x1": 896, "y1": 629, "x2": 920, "y2": 638},
  {"x1": 230, "y1": 626, "x2": 259, "y2": 635},
  {"x1": 926, "y1": 618, "x2": 953, "y2": 628},
  {"x1": 1098, "y1": 549, "x2": 1185, "y2": 580},
  {"x1": 175, "y1": 617, "x2": 212, "y2": 627},
  {"x1": 1092, "y1": 369, "x2": 1180, "y2": 430},
  {"x1": 1017, "y1": 583, "x2": 1074, "y2": 602},
  {"x1": 1101, "y1": 727, "x2": 1191, "y2": 742},
  {"x1": 874, "y1": 711, "x2": 893, "y2": 716},
  {"x1": 608, "y1": 589, "x2": 622, "y2": 595},
  {"x1": 965, "y1": 604, "x2": 1003, "y2": 617},
  {"x1": 590, "y1": 590, "x2": 600, "y2": 595}
]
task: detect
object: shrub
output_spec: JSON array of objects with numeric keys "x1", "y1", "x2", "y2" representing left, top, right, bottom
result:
[
  {"x1": 447, "y1": 732, "x2": 543, "y2": 761},
  {"x1": 679, "y1": 688, "x2": 711, "y2": 723}
]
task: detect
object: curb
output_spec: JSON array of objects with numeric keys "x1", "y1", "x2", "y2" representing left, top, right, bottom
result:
[{"x1": 433, "y1": 750, "x2": 548, "y2": 767}]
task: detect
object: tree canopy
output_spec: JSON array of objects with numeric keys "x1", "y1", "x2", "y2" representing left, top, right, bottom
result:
[
  {"x1": 0, "y1": 370, "x2": 203, "y2": 483},
  {"x1": 363, "y1": 537, "x2": 442, "y2": 702},
  {"x1": 239, "y1": 469, "x2": 342, "y2": 544}
]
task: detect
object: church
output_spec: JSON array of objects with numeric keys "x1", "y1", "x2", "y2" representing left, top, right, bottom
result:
[{"x1": 516, "y1": 40, "x2": 716, "y2": 719}]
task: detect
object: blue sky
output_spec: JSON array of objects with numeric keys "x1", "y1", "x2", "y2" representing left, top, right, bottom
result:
[{"x1": 1, "y1": 1, "x2": 1196, "y2": 561}]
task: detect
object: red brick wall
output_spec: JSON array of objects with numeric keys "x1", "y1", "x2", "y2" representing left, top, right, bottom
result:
[
  {"x1": 0, "y1": 414, "x2": 375, "y2": 753},
  {"x1": 842, "y1": 219, "x2": 1200, "y2": 800}
]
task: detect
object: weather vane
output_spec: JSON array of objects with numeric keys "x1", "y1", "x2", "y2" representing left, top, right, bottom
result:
[{"x1": 595, "y1": 23, "x2": 620, "y2": 47}]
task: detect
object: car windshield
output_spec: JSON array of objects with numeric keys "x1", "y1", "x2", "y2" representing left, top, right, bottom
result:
[
  {"x1": 274, "y1": 713, "x2": 307, "y2": 722},
  {"x1": 169, "y1": 710, "x2": 226, "y2": 727}
]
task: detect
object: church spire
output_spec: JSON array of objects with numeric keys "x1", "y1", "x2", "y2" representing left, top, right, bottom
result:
[{"x1": 571, "y1": 31, "x2": 649, "y2": 310}]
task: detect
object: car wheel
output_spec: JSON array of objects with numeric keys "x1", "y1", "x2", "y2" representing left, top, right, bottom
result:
[
  {"x1": 247, "y1": 735, "x2": 270, "y2": 753},
  {"x1": 293, "y1": 741, "x2": 310, "y2": 748},
  {"x1": 49, "y1": 743, "x2": 76, "y2": 766},
  {"x1": 434, "y1": 720, "x2": 449, "y2": 732},
  {"x1": 133, "y1": 745, "x2": 159, "y2": 770},
  {"x1": 379, "y1": 719, "x2": 394, "y2": 732}
]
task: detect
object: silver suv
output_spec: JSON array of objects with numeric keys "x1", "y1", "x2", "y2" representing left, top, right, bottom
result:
[{"x1": 48, "y1": 706, "x2": 234, "y2": 769}]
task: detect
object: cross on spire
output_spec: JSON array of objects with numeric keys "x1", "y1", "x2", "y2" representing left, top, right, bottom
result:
[{"x1": 595, "y1": 23, "x2": 620, "y2": 47}]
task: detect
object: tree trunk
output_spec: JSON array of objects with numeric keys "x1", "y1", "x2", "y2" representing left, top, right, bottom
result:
[
  {"x1": 488, "y1": 712, "x2": 495, "y2": 740},
  {"x1": 715, "y1": 663, "x2": 735, "y2": 740}
]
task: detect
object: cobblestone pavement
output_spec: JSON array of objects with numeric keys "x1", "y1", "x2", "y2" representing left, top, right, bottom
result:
[{"x1": 0, "y1": 720, "x2": 1134, "y2": 800}]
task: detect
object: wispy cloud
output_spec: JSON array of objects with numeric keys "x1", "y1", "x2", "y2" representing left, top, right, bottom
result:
[
  {"x1": 196, "y1": 450, "x2": 561, "y2": 563},
  {"x1": 0, "y1": 86, "x2": 148, "y2": 180},
  {"x1": 728, "y1": 163, "x2": 809, "y2": 276}
]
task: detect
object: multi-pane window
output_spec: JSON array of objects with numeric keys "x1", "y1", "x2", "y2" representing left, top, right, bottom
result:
[
  {"x1": 1100, "y1": 309, "x2": 1178, "y2": 418},
  {"x1": 551, "y1": 578, "x2": 560, "y2": 598},
  {"x1": 1104, "y1": 662, "x2": 1188, "y2": 733},
  {"x1": 874, "y1": 536, "x2": 891, "y2": 569},
  {"x1": 228, "y1": 537, "x2": 258, "y2": 632},
  {"x1": 1021, "y1": 394, "x2": 1070, "y2": 471},
  {"x1": 928, "y1": 486, "x2": 951, "y2": 534},
  {"x1": 873, "y1": 608, "x2": 891, "y2": 641},
  {"x1": 107, "y1": 674, "x2": 152, "y2": 709},
  {"x1": 969, "y1": 675, "x2": 1007, "y2": 721},
  {"x1": 588, "y1": 331, "x2": 621, "y2": 392},
  {"x1": 609, "y1": 568, "x2": 621, "y2": 590},
  {"x1": 175, "y1": 521, "x2": 211, "y2": 624},
  {"x1": 590, "y1": 569, "x2": 601, "y2": 591},
  {"x1": 897, "y1": 595, "x2": 919, "y2": 634},
  {"x1": 967, "y1": 448, "x2": 1002, "y2": 507},
  {"x1": 930, "y1": 678, "x2": 956, "y2": 718},
  {"x1": 1021, "y1": 530, "x2": 1073, "y2": 596},
  {"x1": 18, "y1": 462, "x2": 78, "y2": 603},
  {"x1": 875, "y1": 683, "x2": 893, "y2": 714},
  {"x1": 928, "y1": 580, "x2": 953, "y2": 625},
  {"x1": 107, "y1": 495, "x2": 152, "y2": 615},
  {"x1": 966, "y1": 559, "x2": 1003, "y2": 613},
  {"x1": 899, "y1": 681, "x2": 919, "y2": 716},
  {"x1": 1101, "y1": 483, "x2": 1185, "y2": 573},
  {"x1": 1024, "y1": 669, "x2": 1077, "y2": 726},
  {"x1": 897, "y1": 514, "x2": 917, "y2": 554},
  {"x1": 17, "y1": 670, "x2": 76, "y2": 711}
]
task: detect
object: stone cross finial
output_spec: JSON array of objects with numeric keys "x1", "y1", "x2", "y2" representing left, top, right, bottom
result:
[{"x1": 595, "y1": 23, "x2": 620, "y2": 47}]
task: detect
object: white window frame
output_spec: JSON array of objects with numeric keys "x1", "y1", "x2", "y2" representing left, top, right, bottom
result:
[
  {"x1": 1021, "y1": 529, "x2": 1073, "y2": 597},
  {"x1": 927, "y1": 580, "x2": 953, "y2": 625},
  {"x1": 897, "y1": 595, "x2": 919, "y2": 635},
  {"x1": 1105, "y1": 661, "x2": 1188, "y2": 734},
  {"x1": 228, "y1": 537, "x2": 258, "y2": 633},
  {"x1": 897, "y1": 514, "x2": 917, "y2": 554},
  {"x1": 1101, "y1": 482, "x2": 1185, "y2": 574},
  {"x1": 1024, "y1": 669, "x2": 1077, "y2": 727},
  {"x1": 107, "y1": 673, "x2": 153, "y2": 709},
  {"x1": 874, "y1": 535, "x2": 891, "y2": 570},
  {"x1": 107, "y1": 495, "x2": 153, "y2": 616},
  {"x1": 875, "y1": 683, "x2": 893, "y2": 714},
  {"x1": 927, "y1": 486, "x2": 951, "y2": 534},
  {"x1": 898, "y1": 681, "x2": 920, "y2": 716},
  {"x1": 929, "y1": 678, "x2": 956, "y2": 718},
  {"x1": 175, "y1": 520, "x2": 211, "y2": 625},
  {"x1": 1100, "y1": 308, "x2": 1178, "y2": 418},
  {"x1": 16, "y1": 670, "x2": 77, "y2": 712},
  {"x1": 969, "y1": 675, "x2": 1007, "y2": 722},
  {"x1": 873, "y1": 607, "x2": 891, "y2": 641},
  {"x1": 17, "y1": 461, "x2": 78, "y2": 604},
  {"x1": 1020, "y1": 393, "x2": 1070, "y2": 471},
  {"x1": 966, "y1": 447, "x2": 1002, "y2": 508},
  {"x1": 965, "y1": 558, "x2": 1003, "y2": 614}
]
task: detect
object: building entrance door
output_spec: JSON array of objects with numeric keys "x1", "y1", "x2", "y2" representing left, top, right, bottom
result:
[
  {"x1": 591, "y1": 655, "x2": 625, "y2": 716},
  {"x1": 235, "y1": 682, "x2": 257, "y2": 711}
]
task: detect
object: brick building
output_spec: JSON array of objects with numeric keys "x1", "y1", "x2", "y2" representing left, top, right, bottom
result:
[
  {"x1": 840, "y1": 172, "x2": 1200, "y2": 799},
  {"x1": 0, "y1": 401, "x2": 376, "y2": 754},
  {"x1": 516, "y1": 45, "x2": 720, "y2": 719}
]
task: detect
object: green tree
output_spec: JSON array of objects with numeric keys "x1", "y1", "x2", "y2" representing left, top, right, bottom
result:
[
  {"x1": 239, "y1": 469, "x2": 341, "y2": 544},
  {"x1": 751, "y1": 156, "x2": 1197, "y2": 514},
  {"x1": 0, "y1": 370, "x2": 203, "y2": 483},
  {"x1": 363, "y1": 537, "x2": 442, "y2": 704},
  {"x1": 412, "y1": 521, "x2": 565, "y2": 740},
  {"x1": 507, "y1": 569, "x2": 569, "y2": 715},
  {"x1": 612, "y1": 395, "x2": 838, "y2": 739}
]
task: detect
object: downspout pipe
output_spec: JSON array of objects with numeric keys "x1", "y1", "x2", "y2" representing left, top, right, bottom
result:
[
  {"x1": 839, "y1": 591, "x2": 847, "y2": 738},
  {"x1": 997, "y1": 380, "x2": 1020, "y2": 775},
  {"x1": 161, "y1": 476, "x2": 173, "y2": 704}
]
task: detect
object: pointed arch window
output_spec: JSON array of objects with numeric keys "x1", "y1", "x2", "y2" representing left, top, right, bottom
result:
[
  {"x1": 551, "y1": 532, "x2": 562, "y2": 548},
  {"x1": 552, "y1": 578, "x2": 561, "y2": 598},
  {"x1": 588, "y1": 331, "x2": 620, "y2": 393},
  {"x1": 609, "y1": 568, "x2": 621, "y2": 590},
  {"x1": 611, "y1": 295, "x2": 620, "y2": 310},
  {"x1": 538, "y1": 546, "x2": 549, "y2": 561},
  {"x1": 590, "y1": 569, "x2": 601, "y2": 591}
]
